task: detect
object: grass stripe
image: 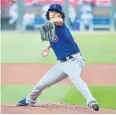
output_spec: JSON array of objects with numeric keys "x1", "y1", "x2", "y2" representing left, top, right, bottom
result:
[
  {"x1": 1, "y1": 32, "x2": 116, "y2": 64},
  {"x1": 1, "y1": 85, "x2": 116, "y2": 110}
]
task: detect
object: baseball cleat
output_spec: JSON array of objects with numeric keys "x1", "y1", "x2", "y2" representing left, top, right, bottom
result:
[
  {"x1": 88, "y1": 101, "x2": 99, "y2": 111},
  {"x1": 16, "y1": 98, "x2": 29, "y2": 106},
  {"x1": 92, "y1": 103, "x2": 99, "y2": 111}
]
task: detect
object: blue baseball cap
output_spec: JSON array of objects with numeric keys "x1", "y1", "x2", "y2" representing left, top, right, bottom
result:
[{"x1": 48, "y1": 4, "x2": 63, "y2": 13}]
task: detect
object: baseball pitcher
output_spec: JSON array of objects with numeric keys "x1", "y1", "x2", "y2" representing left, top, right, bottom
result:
[{"x1": 17, "y1": 4, "x2": 99, "y2": 111}]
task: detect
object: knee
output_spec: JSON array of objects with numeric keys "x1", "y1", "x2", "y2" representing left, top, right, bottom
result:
[{"x1": 71, "y1": 77, "x2": 82, "y2": 84}]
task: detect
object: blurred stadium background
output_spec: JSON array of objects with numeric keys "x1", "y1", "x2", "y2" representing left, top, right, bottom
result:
[
  {"x1": 1, "y1": 0, "x2": 116, "y2": 31},
  {"x1": 1, "y1": 0, "x2": 116, "y2": 64}
]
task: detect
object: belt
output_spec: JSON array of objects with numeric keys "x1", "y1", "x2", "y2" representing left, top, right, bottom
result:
[{"x1": 59, "y1": 55, "x2": 73, "y2": 62}]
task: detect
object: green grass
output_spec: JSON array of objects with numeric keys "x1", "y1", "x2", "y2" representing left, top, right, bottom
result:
[
  {"x1": 1, "y1": 32, "x2": 116, "y2": 64},
  {"x1": 1, "y1": 85, "x2": 116, "y2": 110}
]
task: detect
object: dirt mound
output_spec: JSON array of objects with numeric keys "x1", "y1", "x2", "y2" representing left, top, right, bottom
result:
[{"x1": 1, "y1": 102, "x2": 116, "y2": 114}]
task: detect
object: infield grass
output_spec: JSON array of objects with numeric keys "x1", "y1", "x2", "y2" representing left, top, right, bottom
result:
[
  {"x1": 1, "y1": 31, "x2": 116, "y2": 64},
  {"x1": 1, "y1": 85, "x2": 116, "y2": 110}
]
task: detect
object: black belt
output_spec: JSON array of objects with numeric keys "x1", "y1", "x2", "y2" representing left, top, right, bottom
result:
[{"x1": 59, "y1": 55, "x2": 73, "y2": 62}]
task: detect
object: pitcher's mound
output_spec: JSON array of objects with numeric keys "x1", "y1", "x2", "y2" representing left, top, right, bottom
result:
[{"x1": 1, "y1": 102, "x2": 116, "y2": 114}]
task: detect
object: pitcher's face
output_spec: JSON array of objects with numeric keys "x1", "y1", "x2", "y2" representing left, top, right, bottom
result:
[{"x1": 49, "y1": 10, "x2": 62, "y2": 19}]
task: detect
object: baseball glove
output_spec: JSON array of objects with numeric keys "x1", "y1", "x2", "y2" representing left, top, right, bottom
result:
[{"x1": 40, "y1": 21, "x2": 56, "y2": 42}]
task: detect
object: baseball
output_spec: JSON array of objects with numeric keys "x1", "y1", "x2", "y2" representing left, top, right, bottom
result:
[{"x1": 43, "y1": 52, "x2": 48, "y2": 57}]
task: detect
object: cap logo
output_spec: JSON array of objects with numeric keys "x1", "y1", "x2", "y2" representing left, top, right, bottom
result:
[{"x1": 53, "y1": 5, "x2": 56, "y2": 8}]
